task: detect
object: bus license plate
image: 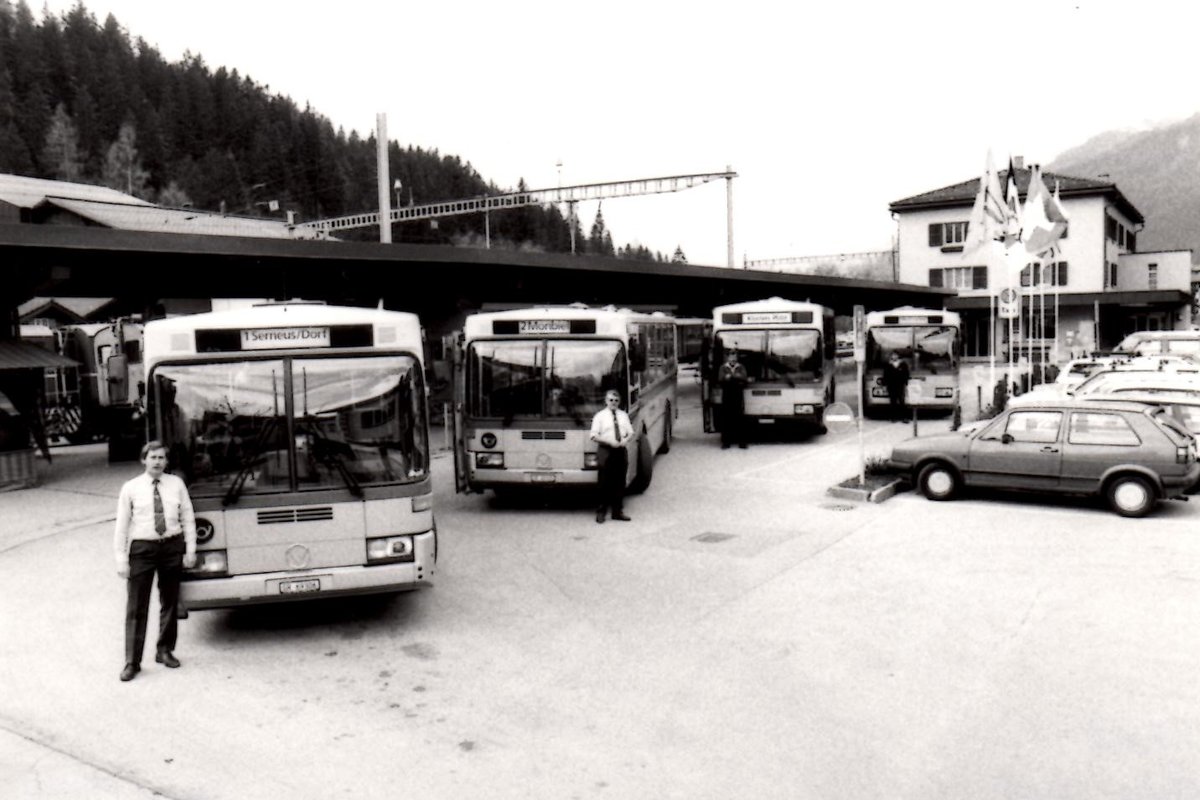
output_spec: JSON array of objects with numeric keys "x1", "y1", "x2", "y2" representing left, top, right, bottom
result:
[
  {"x1": 279, "y1": 578, "x2": 321, "y2": 595},
  {"x1": 529, "y1": 473, "x2": 558, "y2": 484}
]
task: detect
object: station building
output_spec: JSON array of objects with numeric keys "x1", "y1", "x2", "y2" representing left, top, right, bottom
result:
[{"x1": 889, "y1": 158, "x2": 1194, "y2": 361}]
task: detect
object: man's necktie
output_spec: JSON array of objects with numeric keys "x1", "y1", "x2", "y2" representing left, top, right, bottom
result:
[
  {"x1": 153, "y1": 479, "x2": 167, "y2": 535},
  {"x1": 611, "y1": 408, "x2": 620, "y2": 444}
]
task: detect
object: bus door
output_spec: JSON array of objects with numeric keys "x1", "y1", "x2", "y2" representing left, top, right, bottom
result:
[
  {"x1": 699, "y1": 334, "x2": 715, "y2": 433},
  {"x1": 449, "y1": 331, "x2": 471, "y2": 493}
]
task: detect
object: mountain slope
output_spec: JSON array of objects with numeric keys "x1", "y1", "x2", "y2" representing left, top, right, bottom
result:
[{"x1": 1049, "y1": 113, "x2": 1200, "y2": 263}]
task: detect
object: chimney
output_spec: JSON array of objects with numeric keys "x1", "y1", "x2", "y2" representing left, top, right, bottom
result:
[{"x1": 1013, "y1": 156, "x2": 1025, "y2": 170}]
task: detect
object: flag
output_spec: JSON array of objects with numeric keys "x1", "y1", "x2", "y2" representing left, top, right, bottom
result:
[
  {"x1": 1002, "y1": 157, "x2": 1023, "y2": 247},
  {"x1": 965, "y1": 150, "x2": 1008, "y2": 255},
  {"x1": 1022, "y1": 165, "x2": 1069, "y2": 256}
]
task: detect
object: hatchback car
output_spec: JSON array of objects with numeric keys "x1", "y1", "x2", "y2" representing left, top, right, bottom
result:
[{"x1": 887, "y1": 399, "x2": 1200, "y2": 517}]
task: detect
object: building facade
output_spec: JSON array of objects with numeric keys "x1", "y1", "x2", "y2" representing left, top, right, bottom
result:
[{"x1": 889, "y1": 160, "x2": 1193, "y2": 361}]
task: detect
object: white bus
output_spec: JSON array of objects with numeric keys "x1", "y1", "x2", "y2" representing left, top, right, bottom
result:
[
  {"x1": 142, "y1": 301, "x2": 437, "y2": 611},
  {"x1": 454, "y1": 305, "x2": 677, "y2": 495},
  {"x1": 862, "y1": 307, "x2": 961, "y2": 416},
  {"x1": 703, "y1": 297, "x2": 836, "y2": 433}
]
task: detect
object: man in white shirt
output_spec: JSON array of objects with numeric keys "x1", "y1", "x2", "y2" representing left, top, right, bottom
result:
[
  {"x1": 114, "y1": 441, "x2": 197, "y2": 682},
  {"x1": 589, "y1": 389, "x2": 633, "y2": 523}
]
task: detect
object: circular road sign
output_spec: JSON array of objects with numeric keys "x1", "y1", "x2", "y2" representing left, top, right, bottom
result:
[{"x1": 823, "y1": 401, "x2": 857, "y2": 433}]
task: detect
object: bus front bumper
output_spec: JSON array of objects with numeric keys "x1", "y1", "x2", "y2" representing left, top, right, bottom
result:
[
  {"x1": 469, "y1": 467, "x2": 598, "y2": 488},
  {"x1": 179, "y1": 530, "x2": 436, "y2": 611}
]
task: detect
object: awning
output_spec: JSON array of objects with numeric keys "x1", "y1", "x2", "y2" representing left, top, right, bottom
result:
[{"x1": 0, "y1": 340, "x2": 78, "y2": 370}]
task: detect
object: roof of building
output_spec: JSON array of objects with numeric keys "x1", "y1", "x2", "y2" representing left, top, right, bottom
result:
[
  {"x1": 37, "y1": 196, "x2": 324, "y2": 240},
  {"x1": 0, "y1": 339, "x2": 78, "y2": 370},
  {"x1": 889, "y1": 165, "x2": 1144, "y2": 224},
  {"x1": 0, "y1": 173, "x2": 326, "y2": 240},
  {"x1": 0, "y1": 173, "x2": 152, "y2": 209},
  {"x1": 18, "y1": 296, "x2": 116, "y2": 322}
]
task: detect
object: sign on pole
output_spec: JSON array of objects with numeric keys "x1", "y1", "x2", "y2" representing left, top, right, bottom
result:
[{"x1": 998, "y1": 286, "x2": 1020, "y2": 320}]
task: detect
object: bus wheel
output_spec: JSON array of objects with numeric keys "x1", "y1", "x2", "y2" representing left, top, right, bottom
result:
[
  {"x1": 628, "y1": 434, "x2": 654, "y2": 494},
  {"x1": 658, "y1": 405, "x2": 673, "y2": 454}
]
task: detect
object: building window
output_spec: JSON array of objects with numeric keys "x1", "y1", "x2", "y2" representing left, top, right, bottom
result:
[
  {"x1": 1148, "y1": 263, "x2": 1158, "y2": 290},
  {"x1": 1108, "y1": 262, "x2": 1119, "y2": 288},
  {"x1": 928, "y1": 221, "x2": 969, "y2": 250},
  {"x1": 929, "y1": 265, "x2": 986, "y2": 290},
  {"x1": 1020, "y1": 262, "x2": 1069, "y2": 287}
]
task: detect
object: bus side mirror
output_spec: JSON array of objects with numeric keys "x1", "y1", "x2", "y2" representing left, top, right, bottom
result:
[{"x1": 108, "y1": 354, "x2": 129, "y2": 401}]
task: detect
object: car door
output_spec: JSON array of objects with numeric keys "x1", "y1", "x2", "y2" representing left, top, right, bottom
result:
[{"x1": 967, "y1": 410, "x2": 1064, "y2": 490}]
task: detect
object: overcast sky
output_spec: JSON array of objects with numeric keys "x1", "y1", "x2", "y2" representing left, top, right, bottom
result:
[{"x1": 39, "y1": 0, "x2": 1200, "y2": 267}]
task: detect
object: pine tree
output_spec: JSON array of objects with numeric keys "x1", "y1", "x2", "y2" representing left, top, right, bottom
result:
[
  {"x1": 102, "y1": 118, "x2": 150, "y2": 197},
  {"x1": 41, "y1": 102, "x2": 84, "y2": 180},
  {"x1": 672, "y1": 245, "x2": 688, "y2": 264}
]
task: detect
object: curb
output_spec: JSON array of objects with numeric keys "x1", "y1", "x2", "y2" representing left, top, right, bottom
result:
[{"x1": 826, "y1": 477, "x2": 904, "y2": 504}]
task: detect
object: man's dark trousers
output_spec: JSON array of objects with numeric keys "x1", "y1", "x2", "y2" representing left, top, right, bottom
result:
[
  {"x1": 597, "y1": 445, "x2": 628, "y2": 516},
  {"x1": 125, "y1": 535, "x2": 185, "y2": 666}
]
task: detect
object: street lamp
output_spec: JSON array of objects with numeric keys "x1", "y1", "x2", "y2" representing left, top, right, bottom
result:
[{"x1": 393, "y1": 179, "x2": 402, "y2": 209}]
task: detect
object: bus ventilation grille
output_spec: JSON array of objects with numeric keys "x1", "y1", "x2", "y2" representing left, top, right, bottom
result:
[
  {"x1": 258, "y1": 507, "x2": 335, "y2": 525},
  {"x1": 522, "y1": 431, "x2": 566, "y2": 440},
  {"x1": 751, "y1": 389, "x2": 783, "y2": 396}
]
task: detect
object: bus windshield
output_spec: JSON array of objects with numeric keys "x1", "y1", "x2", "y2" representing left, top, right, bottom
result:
[
  {"x1": 154, "y1": 354, "x2": 428, "y2": 499},
  {"x1": 468, "y1": 339, "x2": 626, "y2": 422},
  {"x1": 716, "y1": 329, "x2": 822, "y2": 383},
  {"x1": 868, "y1": 326, "x2": 957, "y2": 374}
]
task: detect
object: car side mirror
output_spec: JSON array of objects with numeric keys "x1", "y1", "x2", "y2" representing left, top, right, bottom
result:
[{"x1": 1001, "y1": 433, "x2": 1014, "y2": 444}]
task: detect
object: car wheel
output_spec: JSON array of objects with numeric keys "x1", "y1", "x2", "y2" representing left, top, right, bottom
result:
[
  {"x1": 917, "y1": 462, "x2": 959, "y2": 501},
  {"x1": 1106, "y1": 475, "x2": 1155, "y2": 518}
]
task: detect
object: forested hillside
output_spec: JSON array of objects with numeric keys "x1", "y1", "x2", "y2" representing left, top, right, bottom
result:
[
  {"x1": 0, "y1": 1, "x2": 661, "y2": 257},
  {"x1": 1049, "y1": 112, "x2": 1200, "y2": 264}
]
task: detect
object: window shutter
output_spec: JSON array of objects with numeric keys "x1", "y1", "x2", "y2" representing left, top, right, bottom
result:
[
  {"x1": 1020, "y1": 265, "x2": 1031, "y2": 287},
  {"x1": 1057, "y1": 262, "x2": 1068, "y2": 286},
  {"x1": 928, "y1": 224, "x2": 942, "y2": 247},
  {"x1": 972, "y1": 266, "x2": 988, "y2": 289},
  {"x1": 928, "y1": 268, "x2": 943, "y2": 288},
  {"x1": 1127, "y1": 232, "x2": 1136, "y2": 252}
]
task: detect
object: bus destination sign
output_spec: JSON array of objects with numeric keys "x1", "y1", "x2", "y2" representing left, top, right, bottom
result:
[
  {"x1": 241, "y1": 327, "x2": 331, "y2": 350},
  {"x1": 517, "y1": 320, "x2": 571, "y2": 334},
  {"x1": 742, "y1": 312, "x2": 793, "y2": 324}
]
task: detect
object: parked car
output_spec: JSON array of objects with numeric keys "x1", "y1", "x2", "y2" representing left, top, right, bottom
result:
[
  {"x1": 1114, "y1": 330, "x2": 1200, "y2": 358},
  {"x1": 1008, "y1": 357, "x2": 1200, "y2": 408},
  {"x1": 888, "y1": 398, "x2": 1200, "y2": 517}
]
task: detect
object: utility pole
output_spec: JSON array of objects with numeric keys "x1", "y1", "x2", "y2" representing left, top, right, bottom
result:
[{"x1": 376, "y1": 113, "x2": 391, "y2": 244}]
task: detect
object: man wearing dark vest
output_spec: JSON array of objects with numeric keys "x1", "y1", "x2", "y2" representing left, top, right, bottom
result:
[
  {"x1": 589, "y1": 389, "x2": 633, "y2": 523},
  {"x1": 113, "y1": 440, "x2": 197, "y2": 682}
]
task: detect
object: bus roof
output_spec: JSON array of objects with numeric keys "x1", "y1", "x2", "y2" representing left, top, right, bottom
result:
[
  {"x1": 142, "y1": 302, "x2": 423, "y2": 368},
  {"x1": 712, "y1": 297, "x2": 829, "y2": 316},
  {"x1": 864, "y1": 307, "x2": 960, "y2": 325}
]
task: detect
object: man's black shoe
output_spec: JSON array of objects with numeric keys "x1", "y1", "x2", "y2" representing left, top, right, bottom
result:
[
  {"x1": 596, "y1": 509, "x2": 606, "y2": 524},
  {"x1": 119, "y1": 663, "x2": 139, "y2": 682},
  {"x1": 156, "y1": 651, "x2": 181, "y2": 668},
  {"x1": 611, "y1": 513, "x2": 632, "y2": 521},
  {"x1": 739, "y1": 443, "x2": 747, "y2": 449},
  {"x1": 721, "y1": 443, "x2": 730, "y2": 449}
]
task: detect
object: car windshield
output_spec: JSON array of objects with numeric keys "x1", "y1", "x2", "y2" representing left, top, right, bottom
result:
[
  {"x1": 716, "y1": 329, "x2": 823, "y2": 383},
  {"x1": 153, "y1": 355, "x2": 428, "y2": 499}
]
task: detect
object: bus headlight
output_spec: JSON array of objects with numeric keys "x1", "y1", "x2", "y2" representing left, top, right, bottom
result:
[
  {"x1": 475, "y1": 452, "x2": 505, "y2": 469},
  {"x1": 935, "y1": 387, "x2": 954, "y2": 398},
  {"x1": 794, "y1": 404, "x2": 815, "y2": 415},
  {"x1": 187, "y1": 550, "x2": 228, "y2": 578},
  {"x1": 583, "y1": 452, "x2": 599, "y2": 470},
  {"x1": 367, "y1": 535, "x2": 415, "y2": 564}
]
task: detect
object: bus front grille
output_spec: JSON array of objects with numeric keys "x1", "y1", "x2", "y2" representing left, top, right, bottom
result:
[
  {"x1": 258, "y1": 507, "x2": 335, "y2": 525},
  {"x1": 521, "y1": 431, "x2": 566, "y2": 440}
]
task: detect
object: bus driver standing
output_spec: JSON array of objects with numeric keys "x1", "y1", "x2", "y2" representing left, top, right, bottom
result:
[{"x1": 590, "y1": 389, "x2": 633, "y2": 523}]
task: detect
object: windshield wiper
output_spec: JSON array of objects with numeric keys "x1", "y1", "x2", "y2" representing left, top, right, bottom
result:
[
  {"x1": 303, "y1": 420, "x2": 363, "y2": 497},
  {"x1": 222, "y1": 417, "x2": 280, "y2": 506}
]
